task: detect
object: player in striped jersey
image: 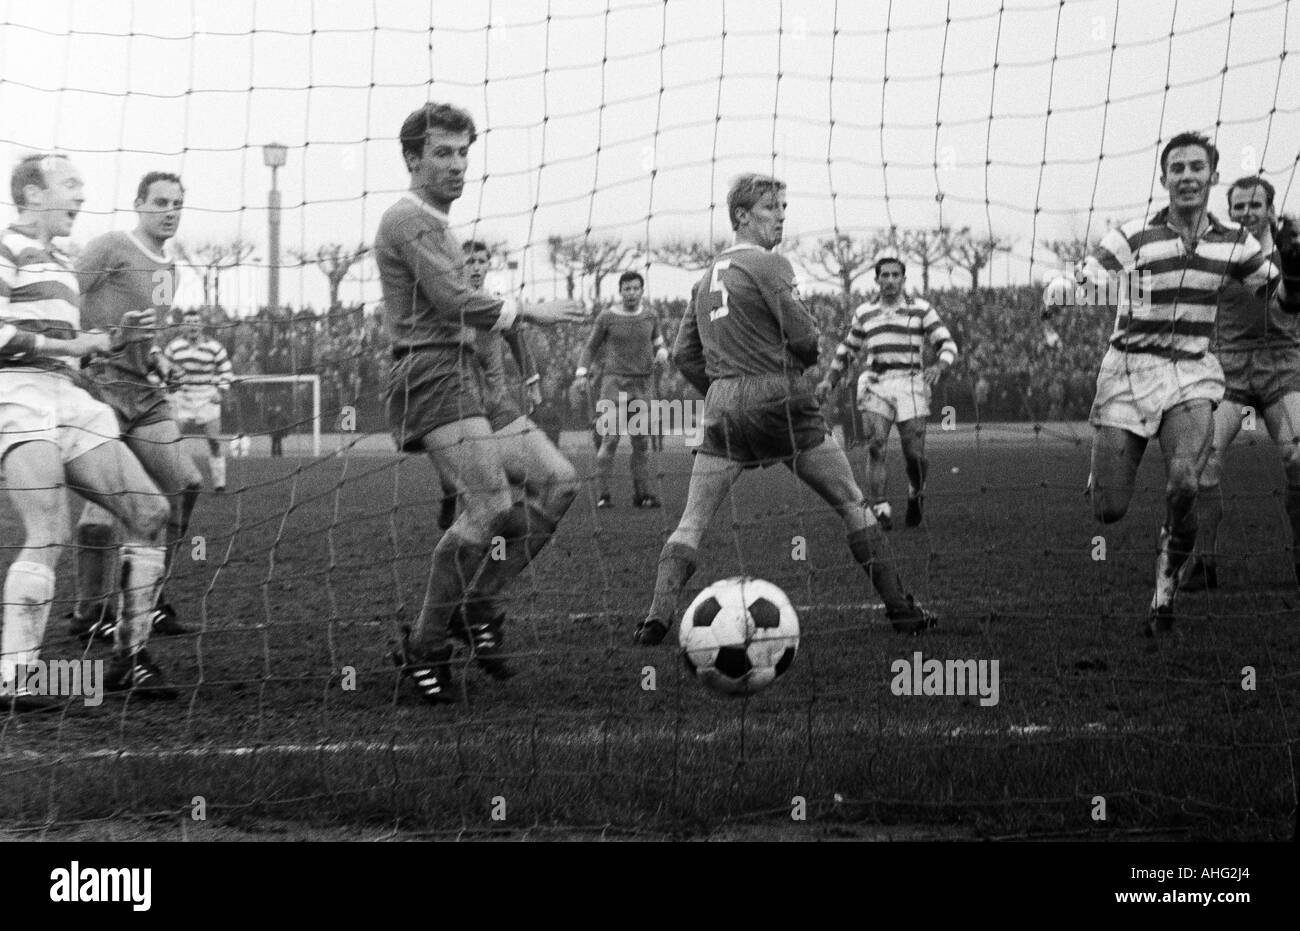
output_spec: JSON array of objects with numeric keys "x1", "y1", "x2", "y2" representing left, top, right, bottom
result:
[
  {"x1": 71, "y1": 172, "x2": 201, "y2": 642},
  {"x1": 816, "y1": 250, "x2": 957, "y2": 529},
  {"x1": 633, "y1": 174, "x2": 935, "y2": 647},
  {"x1": 573, "y1": 270, "x2": 667, "y2": 509},
  {"x1": 1043, "y1": 132, "x2": 1282, "y2": 637},
  {"x1": 1181, "y1": 176, "x2": 1300, "y2": 590},
  {"x1": 162, "y1": 308, "x2": 234, "y2": 492},
  {"x1": 1, "y1": 154, "x2": 177, "y2": 710}
]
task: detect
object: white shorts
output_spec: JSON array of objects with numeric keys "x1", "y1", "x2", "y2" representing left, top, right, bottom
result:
[
  {"x1": 0, "y1": 369, "x2": 120, "y2": 466},
  {"x1": 857, "y1": 371, "x2": 931, "y2": 424},
  {"x1": 1089, "y1": 347, "x2": 1224, "y2": 439},
  {"x1": 170, "y1": 389, "x2": 222, "y2": 428}
]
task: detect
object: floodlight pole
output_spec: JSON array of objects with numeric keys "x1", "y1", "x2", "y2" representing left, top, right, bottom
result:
[{"x1": 263, "y1": 143, "x2": 288, "y2": 313}]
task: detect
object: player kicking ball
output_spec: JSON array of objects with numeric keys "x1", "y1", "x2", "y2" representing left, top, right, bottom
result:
[
  {"x1": 375, "y1": 103, "x2": 586, "y2": 704},
  {"x1": 633, "y1": 173, "x2": 936, "y2": 647},
  {"x1": 70, "y1": 171, "x2": 201, "y2": 643},
  {"x1": 1042, "y1": 132, "x2": 1284, "y2": 638},
  {"x1": 1, "y1": 154, "x2": 178, "y2": 711},
  {"x1": 816, "y1": 249, "x2": 957, "y2": 529}
]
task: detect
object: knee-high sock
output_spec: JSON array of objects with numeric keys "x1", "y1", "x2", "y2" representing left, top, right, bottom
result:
[
  {"x1": 1197, "y1": 485, "x2": 1224, "y2": 562},
  {"x1": 412, "y1": 533, "x2": 489, "y2": 652},
  {"x1": 75, "y1": 522, "x2": 115, "y2": 618},
  {"x1": 630, "y1": 435, "x2": 651, "y2": 497},
  {"x1": 847, "y1": 524, "x2": 911, "y2": 616},
  {"x1": 596, "y1": 439, "x2": 618, "y2": 497},
  {"x1": 1286, "y1": 484, "x2": 1300, "y2": 563},
  {"x1": 645, "y1": 542, "x2": 698, "y2": 626},
  {"x1": 905, "y1": 455, "x2": 928, "y2": 497},
  {"x1": 115, "y1": 545, "x2": 166, "y2": 655},
  {"x1": 1153, "y1": 491, "x2": 1197, "y2": 607},
  {"x1": 164, "y1": 484, "x2": 202, "y2": 578},
  {"x1": 463, "y1": 501, "x2": 567, "y2": 624},
  {"x1": 2, "y1": 561, "x2": 55, "y2": 696},
  {"x1": 210, "y1": 455, "x2": 227, "y2": 488}
]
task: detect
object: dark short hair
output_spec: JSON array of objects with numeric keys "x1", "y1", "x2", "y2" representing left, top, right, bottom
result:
[
  {"x1": 399, "y1": 103, "x2": 478, "y2": 162},
  {"x1": 726, "y1": 173, "x2": 785, "y2": 231},
  {"x1": 1160, "y1": 131, "x2": 1219, "y2": 175},
  {"x1": 136, "y1": 171, "x2": 184, "y2": 204},
  {"x1": 618, "y1": 270, "x2": 644, "y2": 289},
  {"x1": 1226, "y1": 175, "x2": 1275, "y2": 210},
  {"x1": 462, "y1": 239, "x2": 491, "y2": 255},
  {"x1": 183, "y1": 308, "x2": 202, "y2": 320},
  {"x1": 874, "y1": 258, "x2": 905, "y2": 277},
  {"x1": 11, "y1": 152, "x2": 68, "y2": 208}
]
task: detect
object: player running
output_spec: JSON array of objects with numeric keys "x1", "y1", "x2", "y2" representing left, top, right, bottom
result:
[
  {"x1": 633, "y1": 173, "x2": 936, "y2": 647},
  {"x1": 1, "y1": 154, "x2": 179, "y2": 711},
  {"x1": 376, "y1": 102, "x2": 586, "y2": 704},
  {"x1": 1181, "y1": 175, "x2": 1300, "y2": 590},
  {"x1": 71, "y1": 171, "x2": 200, "y2": 642},
  {"x1": 572, "y1": 270, "x2": 667, "y2": 509},
  {"x1": 1042, "y1": 132, "x2": 1287, "y2": 637},
  {"x1": 162, "y1": 308, "x2": 234, "y2": 491},
  {"x1": 815, "y1": 249, "x2": 957, "y2": 528}
]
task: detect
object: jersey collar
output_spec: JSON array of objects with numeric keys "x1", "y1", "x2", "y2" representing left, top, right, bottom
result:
[
  {"x1": 403, "y1": 191, "x2": 450, "y2": 223},
  {"x1": 126, "y1": 231, "x2": 173, "y2": 263}
]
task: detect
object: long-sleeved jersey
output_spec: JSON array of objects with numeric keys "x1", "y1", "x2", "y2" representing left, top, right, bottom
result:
[
  {"x1": 162, "y1": 333, "x2": 233, "y2": 397},
  {"x1": 75, "y1": 230, "x2": 176, "y2": 380},
  {"x1": 825, "y1": 295, "x2": 957, "y2": 388},
  {"x1": 374, "y1": 192, "x2": 518, "y2": 352},
  {"x1": 0, "y1": 223, "x2": 80, "y2": 371},
  {"x1": 579, "y1": 307, "x2": 663, "y2": 378},
  {"x1": 1216, "y1": 243, "x2": 1297, "y2": 350},
  {"x1": 673, "y1": 243, "x2": 819, "y2": 395}
]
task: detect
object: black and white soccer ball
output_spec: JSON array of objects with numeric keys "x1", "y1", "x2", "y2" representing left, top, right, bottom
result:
[{"x1": 679, "y1": 577, "x2": 799, "y2": 696}]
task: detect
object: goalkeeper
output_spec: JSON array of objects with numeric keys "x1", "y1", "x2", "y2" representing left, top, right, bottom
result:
[{"x1": 1180, "y1": 175, "x2": 1300, "y2": 590}]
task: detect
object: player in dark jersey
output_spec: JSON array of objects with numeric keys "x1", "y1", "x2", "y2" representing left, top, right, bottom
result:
[
  {"x1": 632, "y1": 174, "x2": 936, "y2": 646},
  {"x1": 573, "y1": 270, "x2": 666, "y2": 508},
  {"x1": 71, "y1": 171, "x2": 201, "y2": 643},
  {"x1": 1182, "y1": 175, "x2": 1300, "y2": 589},
  {"x1": 435, "y1": 238, "x2": 547, "y2": 530},
  {"x1": 376, "y1": 102, "x2": 586, "y2": 704}
]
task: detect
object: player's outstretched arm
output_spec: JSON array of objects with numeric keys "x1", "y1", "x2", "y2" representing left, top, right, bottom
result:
[
  {"x1": 520, "y1": 299, "x2": 587, "y2": 326},
  {"x1": 672, "y1": 291, "x2": 709, "y2": 396},
  {"x1": 0, "y1": 326, "x2": 110, "y2": 361}
]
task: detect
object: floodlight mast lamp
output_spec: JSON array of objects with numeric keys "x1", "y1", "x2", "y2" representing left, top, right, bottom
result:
[{"x1": 263, "y1": 142, "x2": 288, "y2": 314}]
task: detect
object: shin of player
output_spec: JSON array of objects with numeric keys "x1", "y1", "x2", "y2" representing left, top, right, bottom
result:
[{"x1": 635, "y1": 173, "x2": 936, "y2": 647}]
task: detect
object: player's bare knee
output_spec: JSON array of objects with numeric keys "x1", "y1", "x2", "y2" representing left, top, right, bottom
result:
[
  {"x1": 1093, "y1": 491, "x2": 1128, "y2": 525},
  {"x1": 866, "y1": 437, "x2": 886, "y2": 460},
  {"x1": 1166, "y1": 462, "x2": 1200, "y2": 501},
  {"x1": 1280, "y1": 441, "x2": 1300, "y2": 483},
  {"x1": 123, "y1": 493, "x2": 170, "y2": 542}
]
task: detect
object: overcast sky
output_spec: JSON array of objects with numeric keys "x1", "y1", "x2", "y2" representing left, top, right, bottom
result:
[{"x1": 2, "y1": 0, "x2": 1297, "y2": 311}]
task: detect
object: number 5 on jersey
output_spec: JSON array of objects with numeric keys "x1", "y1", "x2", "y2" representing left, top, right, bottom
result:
[{"x1": 709, "y1": 259, "x2": 732, "y2": 321}]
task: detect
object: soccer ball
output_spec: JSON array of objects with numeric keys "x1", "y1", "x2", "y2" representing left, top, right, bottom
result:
[{"x1": 678, "y1": 577, "x2": 799, "y2": 696}]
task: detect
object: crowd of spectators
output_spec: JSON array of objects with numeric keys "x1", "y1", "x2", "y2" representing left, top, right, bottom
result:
[{"x1": 167, "y1": 285, "x2": 1117, "y2": 440}]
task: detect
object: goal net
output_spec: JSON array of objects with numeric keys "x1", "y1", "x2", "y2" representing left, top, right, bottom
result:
[{"x1": 1, "y1": 0, "x2": 1298, "y2": 841}]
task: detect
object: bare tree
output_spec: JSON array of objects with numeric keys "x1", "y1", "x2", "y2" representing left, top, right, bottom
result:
[
  {"x1": 945, "y1": 227, "x2": 1009, "y2": 292},
  {"x1": 546, "y1": 234, "x2": 637, "y2": 302},
  {"x1": 290, "y1": 243, "x2": 369, "y2": 310},
  {"x1": 651, "y1": 236, "x2": 730, "y2": 272},
  {"x1": 897, "y1": 227, "x2": 951, "y2": 293},
  {"x1": 179, "y1": 238, "x2": 257, "y2": 308},
  {"x1": 796, "y1": 231, "x2": 896, "y2": 319}
]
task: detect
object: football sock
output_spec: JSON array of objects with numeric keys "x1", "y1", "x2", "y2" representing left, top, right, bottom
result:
[
  {"x1": 1153, "y1": 492, "x2": 1198, "y2": 608},
  {"x1": 116, "y1": 545, "x2": 166, "y2": 654},
  {"x1": 1, "y1": 561, "x2": 55, "y2": 696},
  {"x1": 74, "y1": 521, "x2": 115, "y2": 618},
  {"x1": 1197, "y1": 485, "x2": 1224, "y2": 565},
  {"x1": 413, "y1": 533, "x2": 489, "y2": 652},
  {"x1": 847, "y1": 524, "x2": 911, "y2": 616},
  {"x1": 210, "y1": 456, "x2": 227, "y2": 488},
  {"x1": 905, "y1": 455, "x2": 927, "y2": 497},
  {"x1": 1286, "y1": 484, "x2": 1300, "y2": 562},
  {"x1": 463, "y1": 502, "x2": 563, "y2": 623},
  {"x1": 165, "y1": 483, "x2": 202, "y2": 574},
  {"x1": 630, "y1": 435, "x2": 651, "y2": 494},
  {"x1": 646, "y1": 542, "x2": 698, "y2": 625}
]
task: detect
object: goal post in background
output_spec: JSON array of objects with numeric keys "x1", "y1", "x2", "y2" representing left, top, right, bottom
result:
[{"x1": 0, "y1": 1, "x2": 1299, "y2": 841}]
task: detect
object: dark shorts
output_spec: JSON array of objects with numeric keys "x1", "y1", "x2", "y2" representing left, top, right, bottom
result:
[
  {"x1": 595, "y1": 372, "x2": 653, "y2": 437},
  {"x1": 1219, "y1": 345, "x2": 1300, "y2": 409},
  {"x1": 698, "y1": 374, "x2": 827, "y2": 467},
  {"x1": 484, "y1": 382, "x2": 524, "y2": 433},
  {"x1": 386, "y1": 347, "x2": 487, "y2": 453},
  {"x1": 86, "y1": 367, "x2": 172, "y2": 433}
]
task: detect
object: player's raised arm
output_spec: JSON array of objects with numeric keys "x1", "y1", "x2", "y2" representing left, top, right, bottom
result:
[
  {"x1": 818, "y1": 303, "x2": 873, "y2": 401},
  {"x1": 1041, "y1": 227, "x2": 1129, "y2": 317},
  {"x1": 922, "y1": 302, "x2": 958, "y2": 386},
  {"x1": 758, "y1": 253, "x2": 820, "y2": 368}
]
